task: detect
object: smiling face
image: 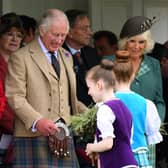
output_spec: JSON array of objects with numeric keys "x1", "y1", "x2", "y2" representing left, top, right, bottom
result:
[
  {"x1": 126, "y1": 34, "x2": 147, "y2": 60},
  {"x1": 86, "y1": 77, "x2": 103, "y2": 103},
  {"x1": 0, "y1": 27, "x2": 23, "y2": 54},
  {"x1": 39, "y1": 19, "x2": 68, "y2": 52}
]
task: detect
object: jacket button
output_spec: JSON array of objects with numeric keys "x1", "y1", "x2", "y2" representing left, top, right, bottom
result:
[
  {"x1": 49, "y1": 93, "x2": 51, "y2": 96},
  {"x1": 48, "y1": 108, "x2": 51, "y2": 112}
]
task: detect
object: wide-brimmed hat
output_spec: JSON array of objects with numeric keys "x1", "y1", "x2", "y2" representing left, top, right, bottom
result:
[{"x1": 120, "y1": 16, "x2": 156, "y2": 39}]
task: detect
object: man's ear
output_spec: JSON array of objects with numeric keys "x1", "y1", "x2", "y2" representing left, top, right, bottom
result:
[{"x1": 39, "y1": 26, "x2": 43, "y2": 36}]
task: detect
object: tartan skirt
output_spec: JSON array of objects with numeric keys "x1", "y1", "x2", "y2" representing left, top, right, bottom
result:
[
  {"x1": 134, "y1": 147, "x2": 152, "y2": 168},
  {"x1": 13, "y1": 135, "x2": 80, "y2": 168},
  {"x1": 148, "y1": 145, "x2": 155, "y2": 168}
]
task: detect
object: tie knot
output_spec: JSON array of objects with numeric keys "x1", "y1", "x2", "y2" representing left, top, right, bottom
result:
[
  {"x1": 49, "y1": 51, "x2": 55, "y2": 56},
  {"x1": 49, "y1": 51, "x2": 58, "y2": 61},
  {"x1": 74, "y1": 51, "x2": 82, "y2": 64},
  {"x1": 49, "y1": 51, "x2": 60, "y2": 77},
  {"x1": 74, "y1": 51, "x2": 81, "y2": 59}
]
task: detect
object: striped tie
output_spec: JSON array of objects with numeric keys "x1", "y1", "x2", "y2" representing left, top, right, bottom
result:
[{"x1": 49, "y1": 51, "x2": 60, "y2": 78}]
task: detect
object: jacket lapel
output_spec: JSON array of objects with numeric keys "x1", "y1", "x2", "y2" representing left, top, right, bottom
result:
[
  {"x1": 59, "y1": 48, "x2": 75, "y2": 85},
  {"x1": 29, "y1": 39, "x2": 58, "y2": 80},
  {"x1": 59, "y1": 48, "x2": 78, "y2": 112}
]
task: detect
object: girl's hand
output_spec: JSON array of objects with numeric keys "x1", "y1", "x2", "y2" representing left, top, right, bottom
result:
[{"x1": 85, "y1": 143, "x2": 94, "y2": 156}]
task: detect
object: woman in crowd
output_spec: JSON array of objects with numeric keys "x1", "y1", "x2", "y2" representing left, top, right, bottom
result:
[
  {"x1": 0, "y1": 12, "x2": 24, "y2": 167},
  {"x1": 117, "y1": 16, "x2": 165, "y2": 167}
]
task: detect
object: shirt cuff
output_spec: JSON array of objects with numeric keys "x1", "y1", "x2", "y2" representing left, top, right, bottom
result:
[
  {"x1": 31, "y1": 117, "x2": 42, "y2": 132},
  {"x1": 147, "y1": 131, "x2": 163, "y2": 145}
]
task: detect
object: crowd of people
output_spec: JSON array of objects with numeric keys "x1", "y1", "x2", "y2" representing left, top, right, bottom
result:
[{"x1": 0, "y1": 8, "x2": 167, "y2": 168}]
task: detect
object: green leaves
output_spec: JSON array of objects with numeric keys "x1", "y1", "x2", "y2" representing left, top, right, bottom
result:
[{"x1": 71, "y1": 106, "x2": 97, "y2": 140}]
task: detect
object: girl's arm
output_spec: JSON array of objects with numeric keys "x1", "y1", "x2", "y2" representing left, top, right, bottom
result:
[
  {"x1": 85, "y1": 104, "x2": 115, "y2": 155},
  {"x1": 86, "y1": 136, "x2": 113, "y2": 155},
  {"x1": 145, "y1": 99, "x2": 163, "y2": 145}
]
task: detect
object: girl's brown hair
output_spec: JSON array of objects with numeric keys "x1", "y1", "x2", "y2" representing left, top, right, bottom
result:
[
  {"x1": 113, "y1": 50, "x2": 133, "y2": 83},
  {"x1": 86, "y1": 59, "x2": 116, "y2": 88}
]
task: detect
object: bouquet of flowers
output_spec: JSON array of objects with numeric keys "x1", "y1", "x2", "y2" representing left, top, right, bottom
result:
[{"x1": 70, "y1": 105, "x2": 97, "y2": 141}]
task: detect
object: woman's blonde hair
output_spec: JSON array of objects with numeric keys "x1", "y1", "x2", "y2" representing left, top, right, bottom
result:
[{"x1": 118, "y1": 30, "x2": 155, "y2": 54}]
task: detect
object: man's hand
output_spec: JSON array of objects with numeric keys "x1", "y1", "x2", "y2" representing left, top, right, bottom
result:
[{"x1": 36, "y1": 118, "x2": 59, "y2": 136}]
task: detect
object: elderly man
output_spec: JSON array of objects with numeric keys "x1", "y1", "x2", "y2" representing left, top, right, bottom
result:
[{"x1": 5, "y1": 9, "x2": 87, "y2": 168}]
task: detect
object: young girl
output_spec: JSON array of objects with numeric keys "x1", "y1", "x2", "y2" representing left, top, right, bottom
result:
[
  {"x1": 85, "y1": 60, "x2": 138, "y2": 168},
  {"x1": 113, "y1": 50, "x2": 163, "y2": 167},
  {"x1": 0, "y1": 80, "x2": 6, "y2": 119}
]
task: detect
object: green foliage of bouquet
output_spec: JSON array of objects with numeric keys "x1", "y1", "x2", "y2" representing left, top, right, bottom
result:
[{"x1": 70, "y1": 105, "x2": 97, "y2": 141}]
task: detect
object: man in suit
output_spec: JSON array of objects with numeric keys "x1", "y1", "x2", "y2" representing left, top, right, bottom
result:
[
  {"x1": 5, "y1": 9, "x2": 87, "y2": 168},
  {"x1": 93, "y1": 30, "x2": 118, "y2": 59},
  {"x1": 19, "y1": 14, "x2": 37, "y2": 46},
  {"x1": 63, "y1": 9, "x2": 100, "y2": 107},
  {"x1": 63, "y1": 9, "x2": 100, "y2": 168}
]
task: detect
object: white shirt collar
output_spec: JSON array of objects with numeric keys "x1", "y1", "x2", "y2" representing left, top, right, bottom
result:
[
  {"x1": 38, "y1": 36, "x2": 58, "y2": 63},
  {"x1": 66, "y1": 43, "x2": 81, "y2": 55},
  {"x1": 96, "y1": 102, "x2": 104, "y2": 108}
]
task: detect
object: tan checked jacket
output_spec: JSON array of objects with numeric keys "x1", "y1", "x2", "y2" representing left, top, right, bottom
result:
[{"x1": 5, "y1": 38, "x2": 87, "y2": 137}]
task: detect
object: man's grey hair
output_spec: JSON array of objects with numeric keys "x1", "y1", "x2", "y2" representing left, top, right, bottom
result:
[{"x1": 39, "y1": 9, "x2": 69, "y2": 33}]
